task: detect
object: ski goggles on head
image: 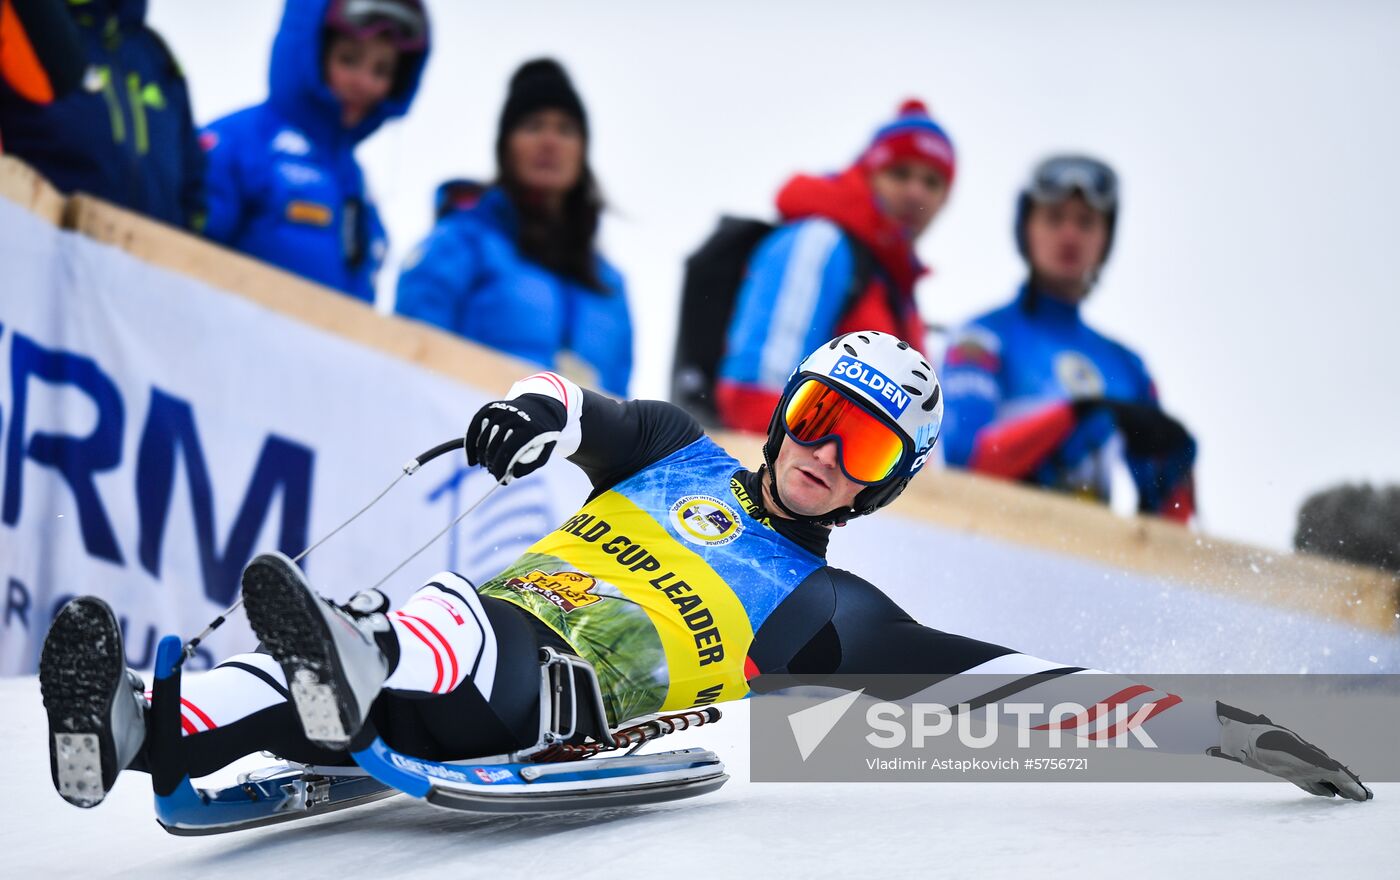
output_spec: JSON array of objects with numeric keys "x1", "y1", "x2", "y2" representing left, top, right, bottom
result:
[
  {"x1": 1027, "y1": 156, "x2": 1118, "y2": 213},
  {"x1": 327, "y1": 0, "x2": 429, "y2": 51},
  {"x1": 782, "y1": 378, "x2": 909, "y2": 484}
]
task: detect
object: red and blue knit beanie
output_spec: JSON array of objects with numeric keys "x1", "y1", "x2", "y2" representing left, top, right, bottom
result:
[{"x1": 857, "y1": 99, "x2": 956, "y2": 183}]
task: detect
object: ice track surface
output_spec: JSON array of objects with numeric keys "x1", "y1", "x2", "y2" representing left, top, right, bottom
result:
[{"x1": 2, "y1": 677, "x2": 1393, "y2": 878}]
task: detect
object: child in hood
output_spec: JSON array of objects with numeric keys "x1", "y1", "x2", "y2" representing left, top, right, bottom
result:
[{"x1": 201, "y1": 0, "x2": 430, "y2": 302}]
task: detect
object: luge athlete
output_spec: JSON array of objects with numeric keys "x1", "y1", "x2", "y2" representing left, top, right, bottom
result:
[{"x1": 40, "y1": 332, "x2": 1371, "y2": 810}]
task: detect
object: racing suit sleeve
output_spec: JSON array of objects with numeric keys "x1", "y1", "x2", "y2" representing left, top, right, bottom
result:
[
  {"x1": 751, "y1": 567, "x2": 1221, "y2": 753},
  {"x1": 714, "y1": 220, "x2": 858, "y2": 433}
]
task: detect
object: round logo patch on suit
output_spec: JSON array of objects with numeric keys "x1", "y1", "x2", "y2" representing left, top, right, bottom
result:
[
  {"x1": 669, "y1": 495, "x2": 743, "y2": 548},
  {"x1": 1054, "y1": 351, "x2": 1106, "y2": 397}
]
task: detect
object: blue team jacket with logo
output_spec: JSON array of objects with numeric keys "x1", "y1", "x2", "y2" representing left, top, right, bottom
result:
[
  {"x1": 199, "y1": 0, "x2": 429, "y2": 301},
  {"x1": 940, "y1": 284, "x2": 1158, "y2": 499}
]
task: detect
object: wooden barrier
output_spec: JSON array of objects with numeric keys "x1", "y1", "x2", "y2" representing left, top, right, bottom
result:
[
  {"x1": 5, "y1": 157, "x2": 1397, "y2": 633},
  {"x1": 0, "y1": 155, "x2": 64, "y2": 224},
  {"x1": 900, "y1": 463, "x2": 1398, "y2": 632}
]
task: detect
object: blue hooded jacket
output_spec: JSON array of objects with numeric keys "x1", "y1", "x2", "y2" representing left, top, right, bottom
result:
[
  {"x1": 940, "y1": 283, "x2": 1194, "y2": 513},
  {"x1": 200, "y1": 0, "x2": 428, "y2": 302},
  {"x1": 0, "y1": 0, "x2": 204, "y2": 228},
  {"x1": 396, "y1": 185, "x2": 633, "y2": 397}
]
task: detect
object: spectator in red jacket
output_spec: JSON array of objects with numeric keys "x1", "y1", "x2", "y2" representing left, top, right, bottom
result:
[{"x1": 714, "y1": 99, "x2": 955, "y2": 432}]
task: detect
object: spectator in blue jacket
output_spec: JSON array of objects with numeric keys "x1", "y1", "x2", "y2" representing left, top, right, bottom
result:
[
  {"x1": 201, "y1": 0, "x2": 429, "y2": 303},
  {"x1": 940, "y1": 155, "x2": 1197, "y2": 522},
  {"x1": 0, "y1": 0, "x2": 203, "y2": 229},
  {"x1": 396, "y1": 58, "x2": 632, "y2": 397}
]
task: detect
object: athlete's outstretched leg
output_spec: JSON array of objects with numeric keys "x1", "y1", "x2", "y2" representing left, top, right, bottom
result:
[
  {"x1": 171, "y1": 653, "x2": 352, "y2": 777},
  {"x1": 854, "y1": 626, "x2": 1371, "y2": 800},
  {"x1": 804, "y1": 571, "x2": 1372, "y2": 801}
]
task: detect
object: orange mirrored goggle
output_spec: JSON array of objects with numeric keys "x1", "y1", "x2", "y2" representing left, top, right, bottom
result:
[{"x1": 782, "y1": 378, "x2": 908, "y2": 484}]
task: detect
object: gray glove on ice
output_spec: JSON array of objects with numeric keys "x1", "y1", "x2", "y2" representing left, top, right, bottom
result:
[{"x1": 1209, "y1": 702, "x2": 1372, "y2": 801}]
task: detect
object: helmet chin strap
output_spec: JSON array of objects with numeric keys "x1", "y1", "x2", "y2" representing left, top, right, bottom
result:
[{"x1": 758, "y1": 459, "x2": 853, "y2": 528}]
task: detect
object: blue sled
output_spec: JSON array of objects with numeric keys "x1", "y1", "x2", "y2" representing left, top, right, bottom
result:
[
  {"x1": 351, "y1": 736, "x2": 727, "y2": 814},
  {"x1": 154, "y1": 763, "x2": 398, "y2": 836},
  {"x1": 147, "y1": 635, "x2": 727, "y2": 833},
  {"x1": 149, "y1": 636, "x2": 396, "y2": 836}
]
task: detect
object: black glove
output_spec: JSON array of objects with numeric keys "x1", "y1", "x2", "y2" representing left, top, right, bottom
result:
[
  {"x1": 1209, "y1": 702, "x2": 1372, "y2": 801},
  {"x1": 464, "y1": 394, "x2": 567, "y2": 483},
  {"x1": 1072, "y1": 398, "x2": 1194, "y2": 458}
]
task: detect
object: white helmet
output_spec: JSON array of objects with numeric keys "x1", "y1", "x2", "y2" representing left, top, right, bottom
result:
[{"x1": 763, "y1": 331, "x2": 943, "y2": 524}]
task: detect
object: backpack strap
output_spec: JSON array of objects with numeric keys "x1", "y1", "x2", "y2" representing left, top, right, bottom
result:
[
  {"x1": 842, "y1": 235, "x2": 878, "y2": 309},
  {"x1": 840, "y1": 234, "x2": 907, "y2": 323}
]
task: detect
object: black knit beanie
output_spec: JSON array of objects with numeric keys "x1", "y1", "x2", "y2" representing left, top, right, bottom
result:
[{"x1": 496, "y1": 58, "x2": 589, "y2": 156}]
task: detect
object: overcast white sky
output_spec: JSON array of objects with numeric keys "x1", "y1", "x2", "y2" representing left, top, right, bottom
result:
[{"x1": 148, "y1": 0, "x2": 1400, "y2": 552}]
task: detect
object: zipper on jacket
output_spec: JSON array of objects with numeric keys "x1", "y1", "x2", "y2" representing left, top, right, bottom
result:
[
  {"x1": 96, "y1": 66, "x2": 126, "y2": 144},
  {"x1": 126, "y1": 73, "x2": 149, "y2": 155}
]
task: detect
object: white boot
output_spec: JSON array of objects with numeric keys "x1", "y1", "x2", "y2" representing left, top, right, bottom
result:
[
  {"x1": 241, "y1": 552, "x2": 390, "y2": 749},
  {"x1": 39, "y1": 597, "x2": 147, "y2": 808}
]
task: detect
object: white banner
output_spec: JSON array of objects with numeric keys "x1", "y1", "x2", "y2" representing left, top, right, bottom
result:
[{"x1": 0, "y1": 200, "x2": 591, "y2": 674}]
